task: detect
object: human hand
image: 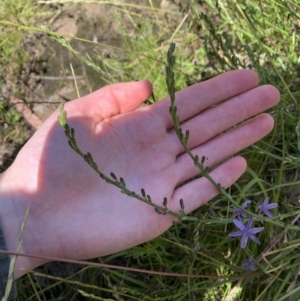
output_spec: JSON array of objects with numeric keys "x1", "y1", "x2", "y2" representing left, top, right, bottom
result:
[{"x1": 0, "y1": 70, "x2": 279, "y2": 278}]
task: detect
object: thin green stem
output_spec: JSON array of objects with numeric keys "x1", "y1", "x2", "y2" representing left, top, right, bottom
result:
[{"x1": 58, "y1": 105, "x2": 198, "y2": 221}]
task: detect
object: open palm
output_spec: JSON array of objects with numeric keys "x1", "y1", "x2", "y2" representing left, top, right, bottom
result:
[{"x1": 0, "y1": 70, "x2": 279, "y2": 278}]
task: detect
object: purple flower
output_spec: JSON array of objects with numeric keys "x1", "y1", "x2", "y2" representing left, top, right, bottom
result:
[
  {"x1": 258, "y1": 197, "x2": 278, "y2": 218},
  {"x1": 229, "y1": 217, "x2": 264, "y2": 249},
  {"x1": 232, "y1": 200, "x2": 251, "y2": 219},
  {"x1": 242, "y1": 257, "x2": 256, "y2": 272}
]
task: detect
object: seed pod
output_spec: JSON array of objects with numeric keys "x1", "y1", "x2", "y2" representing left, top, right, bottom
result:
[
  {"x1": 185, "y1": 130, "x2": 189, "y2": 142},
  {"x1": 70, "y1": 127, "x2": 75, "y2": 138},
  {"x1": 180, "y1": 199, "x2": 185, "y2": 210},
  {"x1": 120, "y1": 177, "x2": 126, "y2": 187},
  {"x1": 87, "y1": 152, "x2": 93, "y2": 162},
  {"x1": 110, "y1": 172, "x2": 117, "y2": 180}
]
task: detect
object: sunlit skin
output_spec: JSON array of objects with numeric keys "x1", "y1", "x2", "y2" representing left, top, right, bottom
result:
[{"x1": 0, "y1": 70, "x2": 280, "y2": 278}]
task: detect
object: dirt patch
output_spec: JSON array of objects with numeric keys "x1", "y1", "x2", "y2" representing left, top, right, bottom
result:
[
  {"x1": 14, "y1": 0, "x2": 182, "y2": 122},
  {"x1": 20, "y1": 2, "x2": 124, "y2": 122},
  {"x1": 1, "y1": 0, "x2": 208, "y2": 172}
]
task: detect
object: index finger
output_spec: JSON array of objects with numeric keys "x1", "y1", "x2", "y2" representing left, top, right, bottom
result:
[{"x1": 151, "y1": 69, "x2": 260, "y2": 129}]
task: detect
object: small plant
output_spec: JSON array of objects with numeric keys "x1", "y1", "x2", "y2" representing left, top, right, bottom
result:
[{"x1": 229, "y1": 217, "x2": 265, "y2": 250}]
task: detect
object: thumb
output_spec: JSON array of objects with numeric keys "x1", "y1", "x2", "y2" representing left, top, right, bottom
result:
[{"x1": 67, "y1": 80, "x2": 153, "y2": 120}]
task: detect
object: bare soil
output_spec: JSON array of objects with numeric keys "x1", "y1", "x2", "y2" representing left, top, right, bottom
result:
[{"x1": 0, "y1": 0, "x2": 206, "y2": 170}]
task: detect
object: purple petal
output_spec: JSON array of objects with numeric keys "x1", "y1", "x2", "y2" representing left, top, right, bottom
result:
[
  {"x1": 265, "y1": 203, "x2": 278, "y2": 209},
  {"x1": 242, "y1": 200, "x2": 251, "y2": 208},
  {"x1": 243, "y1": 258, "x2": 256, "y2": 272},
  {"x1": 232, "y1": 219, "x2": 246, "y2": 230},
  {"x1": 241, "y1": 236, "x2": 248, "y2": 249},
  {"x1": 250, "y1": 226, "x2": 265, "y2": 234},
  {"x1": 229, "y1": 230, "x2": 244, "y2": 238},
  {"x1": 248, "y1": 234, "x2": 261, "y2": 245},
  {"x1": 262, "y1": 210, "x2": 274, "y2": 218},
  {"x1": 232, "y1": 208, "x2": 247, "y2": 219},
  {"x1": 232, "y1": 200, "x2": 252, "y2": 219},
  {"x1": 246, "y1": 217, "x2": 254, "y2": 228}
]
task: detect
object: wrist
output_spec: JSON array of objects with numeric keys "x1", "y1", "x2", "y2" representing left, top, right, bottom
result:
[
  {"x1": 0, "y1": 214, "x2": 17, "y2": 299},
  {"x1": 0, "y1": 169, "x2": 48, "y2": 279}
]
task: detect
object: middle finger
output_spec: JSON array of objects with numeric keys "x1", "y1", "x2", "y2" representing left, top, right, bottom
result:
[{"x1": 168, "y1": 84, "x2": 279, "y2": 155}]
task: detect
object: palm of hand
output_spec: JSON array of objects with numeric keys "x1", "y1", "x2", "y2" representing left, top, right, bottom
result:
[
  {"x1": 16, "y1": 98, "x2": 186, "y2": 260},
  {"x1": 2, "y1": 70, "x2": 279, "y2": 272}
]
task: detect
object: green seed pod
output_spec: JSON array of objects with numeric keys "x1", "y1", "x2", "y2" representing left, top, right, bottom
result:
[
  {"x1": 180, "y1": 199, "x2": 185, "y2": 210},
  {"x1": 120, "y1": 177, "x2": 126, "y2": 187},
  {"x1": 110, "y1": 172, "x2": 117, "y2": 180}
]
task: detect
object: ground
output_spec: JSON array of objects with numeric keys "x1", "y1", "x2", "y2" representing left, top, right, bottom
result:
[{"x1": 1, "y1": 0, "x2": 192, "y2": 171}]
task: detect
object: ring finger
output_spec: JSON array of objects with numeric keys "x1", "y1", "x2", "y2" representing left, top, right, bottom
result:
[
  {"x1": 174, "y1": 113, "x2": 274, "y2": 185},
  {"x1": 168, "y1": 84, "x2": 279, "y2": 156}
]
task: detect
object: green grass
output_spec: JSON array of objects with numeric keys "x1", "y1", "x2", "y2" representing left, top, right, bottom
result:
[
  {"x1": 0, "y1": 0, "x2": 49, "y2": 171},
  {"x1": 2, "y1": 0, "x2": 300, "y2": 300}
]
